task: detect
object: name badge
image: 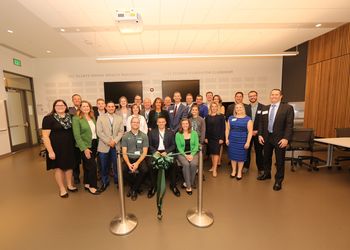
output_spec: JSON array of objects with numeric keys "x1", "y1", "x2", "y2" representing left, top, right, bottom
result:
[
  {"x1": 137, "y1": 140, "x2": 142, "y2": 144},
  {"x1": 262, "y1": 111, "x2": 268, "y2": 115},
  {"x1": 134, "y1": 151, "x2": 141, "y2": 155},
  {"x1": 169, "y1": 110, "x2": 174, "y2": 113},
  {"x1": 257, "y1": 110, "x2": 262, "y2": 114},
  {"x1": 232, "y1": 118, "x2": 237, "y2": 121}
]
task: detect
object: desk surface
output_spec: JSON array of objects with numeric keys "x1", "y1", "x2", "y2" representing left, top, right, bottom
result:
[{"x1": 314, "y1": 137, "x2": 350, "y2": 148}]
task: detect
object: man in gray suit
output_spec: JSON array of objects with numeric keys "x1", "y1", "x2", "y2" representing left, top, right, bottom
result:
[{"x1": 96, "y1": 101, "x2": 124, "y2": 192}]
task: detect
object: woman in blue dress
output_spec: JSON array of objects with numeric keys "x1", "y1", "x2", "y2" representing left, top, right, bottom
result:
[{"x1": 225, "y1": 103, "x2": 253, "y2": 180}]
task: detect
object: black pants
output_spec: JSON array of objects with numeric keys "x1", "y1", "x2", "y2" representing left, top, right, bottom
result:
[
  {"x1": 73, "y1": 147, "x2": 81, "y2": 180},
  {"x1": 244, "y1": 135, "x2": 264, "y2": 171},
  {"x1": 81, "y1": 139, "x2": 98, "y2": 188},
  {"x1": 123, "y1": 159, "x2": 148, "y2": 192},
  {"x1": 263, "y1": 134, "x2": 286, "y2": 182}
]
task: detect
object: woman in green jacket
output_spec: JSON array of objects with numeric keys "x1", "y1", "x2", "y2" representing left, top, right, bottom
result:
[
  {"x1": 175, "y1": 118, "x2": 200, "y2": 195},
  {"x1": 72, "y1": 100, "x2": 100, "y2": 195}
]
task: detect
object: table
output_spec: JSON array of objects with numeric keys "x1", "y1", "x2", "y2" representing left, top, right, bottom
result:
[{"x1": 314, "y1": 137, "x2": 350, "y2": 168}]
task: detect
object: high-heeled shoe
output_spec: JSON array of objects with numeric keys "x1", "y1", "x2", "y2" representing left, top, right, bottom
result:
[
  {"x1": 186, "y1": 189, "x2": 192, "y2": 195},
  {"x1": 87, "y1": 187, "x2": 101, "y2": 195},
  {"x1": 208, "y1": 168, "x2": 213, "y2": 172},
  {"x1": 59, "y1": 192, "x2": 69, "y2": 198},
  {"x1": 67, "y1": 186, "x2": 78, "y2": 192},
  {"x1": 212, "y1": 171, "x2": 217, "y2": 177},
  {"x1": 230, "y1": 173, "x2": 236, "y2": 178},
  {"x1": 84, "y1": 186, "x2": 90, "y2": 191},
  {"x1": 236, "y1": 176, "x2": 242, "y2": 181}
]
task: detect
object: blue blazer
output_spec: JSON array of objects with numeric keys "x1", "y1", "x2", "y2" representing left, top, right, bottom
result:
[{"x1": 168, "y1": 103, "x2": 187, "y2": 132}]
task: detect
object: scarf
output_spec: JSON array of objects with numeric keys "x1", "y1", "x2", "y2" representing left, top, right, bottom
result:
[{"x1": 53, "y1": 113, "x2": 72, "y2": 129}]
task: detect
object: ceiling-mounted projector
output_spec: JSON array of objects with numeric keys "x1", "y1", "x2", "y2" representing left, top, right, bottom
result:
[{"x1": 116, "y1": 10, "x2": 143, "y2": 34}]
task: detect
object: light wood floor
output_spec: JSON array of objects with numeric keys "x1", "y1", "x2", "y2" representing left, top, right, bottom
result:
[{"x1": 1, "y1": 147, "x2": 350, "y2": 250}]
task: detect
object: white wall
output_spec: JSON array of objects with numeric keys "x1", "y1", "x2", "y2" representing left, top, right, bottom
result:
[
  {"x1": 0, "y1": 45, "x2": 283, "y2": 156},
  {"x1": 34, "y1": 57, "x2": 282, "y2": 124},
  {"x1": 0, "y1": 46, "x2": 35, "y2": 155}
]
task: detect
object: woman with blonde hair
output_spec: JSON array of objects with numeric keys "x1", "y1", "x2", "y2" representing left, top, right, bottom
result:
[
  {"x1": 72, "y1": 100, "x2": 100, "y2": 195},
  {"x1": 226, "y1": 103, "x2": 253, "y2": 180},
  {"x1": 115, "y1": 96, "x2": 131, "y2": 132},
  {"x1": 205, "y1": 102, "x2": 225, "y2": 177}
]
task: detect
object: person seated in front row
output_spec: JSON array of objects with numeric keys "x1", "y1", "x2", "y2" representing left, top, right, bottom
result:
[
  {"x1": 175, "y1": 118, "x2": 200, "y2": 195},
  {"x1": 121, "y1": 116, "x2": 149, "y2": 201},
  {"x1": 147, "y1": 116, "x2": 180, "y2": 198}
]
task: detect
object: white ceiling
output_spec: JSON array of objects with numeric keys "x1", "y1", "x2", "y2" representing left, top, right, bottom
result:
[{"x1": 0, "y1": 0, "x2": 349, "y2": 58}]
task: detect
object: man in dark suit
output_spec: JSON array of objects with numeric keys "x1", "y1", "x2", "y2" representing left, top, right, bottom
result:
[
  {"x1": 225, "y1": 91, "x2": 249, "y2": 120},
  {"x1": 68, "y1": 94, "x2": 82, "y2": 184},
  {"x1": 258, "y1": 89, "x2": 294, "y2": 191},
  {"x1": 134, "y1": 94, "x2": 144, "y2": 111},
  {"x1": 147, "y1": 116, "x2": 180, "y2": 197},
  {"x1": 93, "y1": 98, "x2": 106, "y2": 119},
  {"x1": 68, "y1": 94, "x2": 81, "y2": 115},
  {"x1": 168, "y1": 91, "x2": 187, "y2": 132},
  {"x1": 243, "y1": 91, "x2": 265, "y2": 175},
  {"x1": 185, "y1": 93, "x2": 194, "y2": 116}
]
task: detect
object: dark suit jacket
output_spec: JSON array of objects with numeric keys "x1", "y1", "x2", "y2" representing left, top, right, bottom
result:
[
  {"x1": 246, "y1": 103, "x2": 264, "y2": 131},
  {"x1": 148, "y1": 128, "x2": 176, "y2": 154},
  {"x1": 93, "y1": 106, "x2": 107, "y2": 119},
  {"x1": 140, "y1": 108, "x2": 152, "y2": 123},
  {"x1": 258, "y1": 102, "x2": 294, "y2": 142},
  {"x1": 168, "y1": 103, "x2": 187, "y2": 132},
  {"x1": 69, "y1": 106, "x2": 79, "y2": 116}
]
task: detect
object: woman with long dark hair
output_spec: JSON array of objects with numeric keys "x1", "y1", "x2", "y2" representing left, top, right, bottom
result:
[
  {"x1": 148, "y1": 97, "x2": 170, "y2": 130},
  {"x1": 42, "y1": 99, "x2": 77, "y2": 198}
]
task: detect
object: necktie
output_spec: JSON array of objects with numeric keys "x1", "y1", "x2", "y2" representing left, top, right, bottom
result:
[
  {"x1": 174, "y1": 105, "x2": 178, "y2": 116},
  {"x1": 268, "y1": 104, "x2": 276, "y2": 133}
]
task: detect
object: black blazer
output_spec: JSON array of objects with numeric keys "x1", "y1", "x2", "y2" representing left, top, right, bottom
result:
[
  {"x1": 246, "y1": 103, "x2": 265, "y2": 131},
  {"x1": 148, "y1": 128, "x2": 176, "y2": 154},
  {"x1": 258, "y1": 102, "x2": 294, "y2": 142},
  {"x1": 148, "y1": 110, "x2": 170, "y2": 130}
]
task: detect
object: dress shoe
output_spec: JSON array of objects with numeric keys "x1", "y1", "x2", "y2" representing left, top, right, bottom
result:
[
  {"x1": 257, "y1": 173, "x2": 271, "y2": 180},
  {"x1": 186, "y1": 189, "x2": 193, "y2": 195},
  {"x1": 273, "y1": 182, "x2": 282, "y2": 191},
  {"x1": 171, "y1": 186, "x2": 181, "y2": 197},
  {"x1": 147, "y1": 187, "x2": 156, "y2": 198},
  {"x1": 131, "y1": 190, "x2": 138, "y2": 201},
  {"x1": 67, "y1": 187, "x2": 78, "y2": 192},
  {"x1": 74, "y1": 178, "x2": 80, "y2": 184},
  {"x1": 98, "y1": 183, "x2": 109, "y2": 192},
  {"x1": 59, "y1": 192, "x2": 69, "y2": 198}
]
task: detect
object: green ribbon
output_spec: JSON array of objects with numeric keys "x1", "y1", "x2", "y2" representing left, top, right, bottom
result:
[{"x1": 152, "y1": 152, "x2": 176, "y2": 220}]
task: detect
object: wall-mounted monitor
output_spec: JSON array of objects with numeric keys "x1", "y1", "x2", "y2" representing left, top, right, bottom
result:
[
  {"x1": 162, "y1": 80, "x2": 199, "y2": 100},
  {"x1": 104, "y1": 81, "x2": 142, "y2": 104}
]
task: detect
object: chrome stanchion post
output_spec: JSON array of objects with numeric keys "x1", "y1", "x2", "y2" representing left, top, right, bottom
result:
[
  {"x1": 186, "y1": 147, "x2": 214, "y2": 227},
  {"x1": 110, "y1": 152, "x2": 138, "y2": 235}
]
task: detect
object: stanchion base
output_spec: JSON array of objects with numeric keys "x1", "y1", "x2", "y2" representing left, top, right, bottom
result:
[
  {"x1": 187, "y1": 208, "x2": 214, "y2": 228},
  {"x1": 110, "y1": 214, "x2": 138, "y2": 235}
]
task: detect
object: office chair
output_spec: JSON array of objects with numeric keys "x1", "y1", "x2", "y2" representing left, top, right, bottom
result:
[
  {"x1": 286, "y1": 128, "x2": 327, "y2": 172},
  {"x1": 334, "y1": 128, "x2": 350, "y2": 169}
]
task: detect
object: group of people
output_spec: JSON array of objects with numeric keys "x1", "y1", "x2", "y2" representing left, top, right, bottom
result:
[{"x1": 41, "y1": 88, "x2": 294, "y2": 200}]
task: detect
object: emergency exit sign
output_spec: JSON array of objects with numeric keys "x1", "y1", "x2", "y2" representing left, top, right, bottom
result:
[{"x1": 13, "y1": 58, "x2": 21, "y2": 66}]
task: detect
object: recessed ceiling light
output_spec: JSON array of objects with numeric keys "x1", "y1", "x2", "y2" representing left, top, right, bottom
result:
[
  {"x1": 7, "y1": 29, "x2": 14, "y2": 34},
  {"x1": 315, "y1": 23, "x2": 322, "y2": 28},
  {"x1": 46, "y1": 50, "x2": 52, "y2": 53},
  {"x1": 60, "y1": 28, "x2": 65, "y2": 32}
]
